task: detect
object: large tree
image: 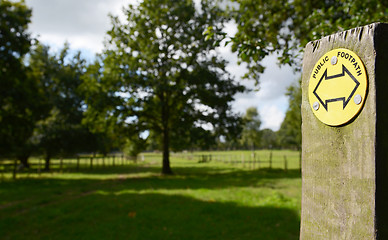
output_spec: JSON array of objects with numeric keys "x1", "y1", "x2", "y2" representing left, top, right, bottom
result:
[
  {"x1": 99, "y1": 0, "x2": 244, "y2": 174},
  {"x1": 210, "y1": 0, "x2": 388, "y2": 81}
]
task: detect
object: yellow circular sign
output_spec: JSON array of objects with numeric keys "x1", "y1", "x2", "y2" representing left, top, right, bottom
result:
[{"x1": 308, "y1": 48, "x2": 368, "y2": 126}]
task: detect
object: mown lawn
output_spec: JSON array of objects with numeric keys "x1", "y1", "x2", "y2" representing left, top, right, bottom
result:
[{"x1": 0, "y1": 150, "x2": 301, "y2": 240}]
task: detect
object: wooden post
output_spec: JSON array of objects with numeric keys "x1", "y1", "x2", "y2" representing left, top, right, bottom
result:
[
  {"x1": 252, "y1": 152, "x2": 255, "y2": 169},
  {"x1": 60, "y1": 157, "x2": 63, "y2": 172},
  {"x1": 299, "y1": 150, "x2": 302, "y2": 172},
  {"x1": 300, "y1": 23, "x2": 388, "y2": 239},
  {"x1": 242, "y1": 154, "x2": 245, "y2": 168},
  {"x1": 38, "y1": 158, "x2": 41, "y2": 176},
  {"x1": 1, "y1": 163, "x2": 3, "y2": 181},
  {"x1": 12, "y1": 159, "x2": 17, "y2": 180}
]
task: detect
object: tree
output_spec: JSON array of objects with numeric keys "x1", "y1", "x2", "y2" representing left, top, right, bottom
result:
[
  {"x1": 239, "y1": 107, "x2": 261, "y2": 150},
  {"x1": 99, "y1": 0, "x2": 244, "y2": 174},
  {"x1": 0, "y1": 0, "x2": 48, "y2": 166},
  {"x1": 80, "y1": 56, "x2": 125, "y2": 156},
  {"x1": 29, "y1": 43, "x2": 93, "y2": 170},
  {"x1": 209, "y1": 0, "x2": 388, "y2": 82},
  {"x1": 260, "y1": 128, "x2": 278, "y2": 149},
  {"x1": 278, "y1": 80, "x2": 302, "y2": 150}
]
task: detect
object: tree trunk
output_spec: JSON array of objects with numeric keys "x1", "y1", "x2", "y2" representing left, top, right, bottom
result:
[
  {"x1": 162, "y1": 126, "x2": 173, "y2": 175},
  {"x1": 161, "y1": 90, "x2": 173, "y2": 175}
]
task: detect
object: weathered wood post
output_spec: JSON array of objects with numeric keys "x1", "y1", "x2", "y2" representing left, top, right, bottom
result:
[
  {"x1": 301, "y1": 23, "x2": 388, "y2": 239},
  {"x1": 12, "y1": 159, "x2": 17, "y2": 179},
  {"x1": 59, "y1": 157, "x2": 63, "y2": 172},
  {"x1": 76, "y1": 156, "x2": 80, "y2": 171}
]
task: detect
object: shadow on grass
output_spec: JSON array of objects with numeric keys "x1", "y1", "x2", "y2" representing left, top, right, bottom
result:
[
  {"x1": 1, "y1": 192, "x2": 300, "y2": 240},
  {"x1": 0, "y1": 165, "x2": 301, "y2": 239}
]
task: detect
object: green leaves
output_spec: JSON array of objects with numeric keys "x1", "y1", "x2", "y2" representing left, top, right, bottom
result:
[
  {"x1": 240, "y1": 107, "x2": 262, "y2": 150},
  {"x1": 0, "y1": 0, "x2": 35, "y2": 158},
  {"x1": 278, "y1": 80, "x2": 301, "y2": 150},
  {"x1": 215, "y1": 0, "x2": 388, "y2": 83}
]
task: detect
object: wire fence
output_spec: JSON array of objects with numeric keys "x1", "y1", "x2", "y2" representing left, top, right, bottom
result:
[
  {"x1": 0, "y1": 150, "x2": 301, "y2": 180},
  {"x1": 143, "y1": 150, "x2": 301, "y2": 171},
  {"x1": 0, "y1": 154, "x2": 135, "y2": 180}
]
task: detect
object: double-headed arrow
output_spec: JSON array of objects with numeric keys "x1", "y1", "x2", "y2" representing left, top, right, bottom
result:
[{"x1": 313, "y1": 64, "x2": 360, "y2": 111}]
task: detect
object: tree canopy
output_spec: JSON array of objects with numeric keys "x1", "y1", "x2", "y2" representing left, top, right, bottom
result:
[{"x1": 210, "y1": 0, "x2": 388, "y2": 82}]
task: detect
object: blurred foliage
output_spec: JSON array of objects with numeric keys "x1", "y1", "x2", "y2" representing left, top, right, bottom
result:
[
  {"x1": 240, "y1": 107, "x2": 262, "y2": 150},
  {"x1": 206, "y1": 0, "x2": 388, "y2": 83},
  {"x1": 0, "y1": 0, "x2": 44, "y2": 165},
  {"x1": 27, "y1": 43, "x2": 104, "y2": 169},
  {"x1": 260, "y1": 128, "x2": 279, "y2": 149},
  {"x1": 278, "y1": 80, "x2": 302, "y2": 150}
]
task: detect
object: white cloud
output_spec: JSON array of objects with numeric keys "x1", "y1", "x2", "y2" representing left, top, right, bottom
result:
[
  {"x1": 26, "y1": 0, "x2": 136, "y2": 54},
  {"x1": 260, "y1": 105, "x2": 286, "y2": 130}
]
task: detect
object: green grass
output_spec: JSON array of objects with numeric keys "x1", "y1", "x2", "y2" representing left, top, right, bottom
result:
[{"x1": 0, "y1": 150, "x2": 301, "y2": 240}]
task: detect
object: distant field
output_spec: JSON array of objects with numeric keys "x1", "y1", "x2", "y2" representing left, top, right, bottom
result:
[
  {"x1": 147, "y1": 149, "x2": 301, "y2": 170},
  {"x1": 0, "y1": 150, "x2": 301, "y2": 240}
]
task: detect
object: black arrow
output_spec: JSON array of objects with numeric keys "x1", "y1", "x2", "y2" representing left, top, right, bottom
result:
[{"x1": 313, "y1": 64, "x2": 360, "y2": 111}]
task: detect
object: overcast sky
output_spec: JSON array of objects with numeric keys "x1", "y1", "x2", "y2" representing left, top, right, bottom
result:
[{"x1": 25, "y1": 0, "x2": 299, "y2": 131}]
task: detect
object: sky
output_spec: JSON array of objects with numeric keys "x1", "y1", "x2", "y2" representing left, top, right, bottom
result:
[{"x1": 24, "y1": 0, "x2": 299, "y2": 131}]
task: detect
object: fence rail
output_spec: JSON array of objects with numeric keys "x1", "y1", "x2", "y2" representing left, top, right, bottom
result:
[
  {"x1": 0, "y1": 154, "x2": 136, "y2": 180},
  {"x1": 1, "y1": 150, "x2": 301, "y2": 180},
  {"x1": 143, "y1": 150, "x2": 301, "y2": 171}
]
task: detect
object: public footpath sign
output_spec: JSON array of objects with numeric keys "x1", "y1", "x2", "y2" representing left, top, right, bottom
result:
[
  {"x1": 308, "y1": 48, "x2": 368, "y2": 126},
  {"x1": 300, "y1": 23, "x2": 388, "y2": 240}
]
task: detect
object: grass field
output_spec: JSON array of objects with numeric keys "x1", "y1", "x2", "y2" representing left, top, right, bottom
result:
[{"x1": 0, "y1": 150, "x2": 301, "y2": 240}]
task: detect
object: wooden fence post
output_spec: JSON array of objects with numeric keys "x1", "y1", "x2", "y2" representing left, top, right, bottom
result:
[
  {"x1": 12, "y1": 159, "x2": 17, "y2": 180},
  {"x1": 242, "y1": 154, "x2": 245, "y2": 168},
  {"x1": 252, "y1": 152, "x2": 256, "y2": 169},
  {"x1": 38, "y1": 158, "x2": 41, "y2": 176},
  {"x1": 60, "y1": 157, "x2": 63, "y2": 172}
]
